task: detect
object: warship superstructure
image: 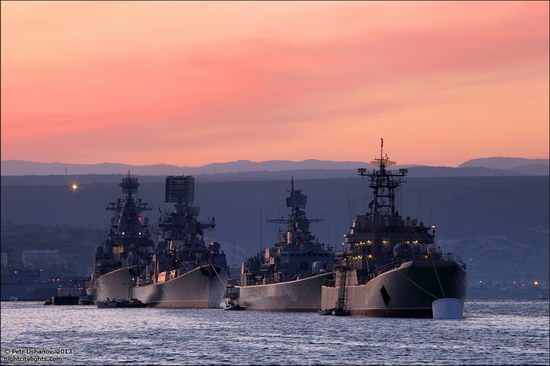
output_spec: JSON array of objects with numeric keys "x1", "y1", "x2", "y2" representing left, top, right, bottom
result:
[
  {"x1": 321, "y1": 140, "x2": 467, "y2": 317},
  {"x1": 238, "y1": 179, "x2": 334, "y2": 311},
  {"x1": 88, "y1": 175, "x2": 229, "y2": 308}
]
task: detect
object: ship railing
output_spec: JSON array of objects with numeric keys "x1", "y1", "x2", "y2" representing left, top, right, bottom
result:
[
  {"x1": 368, "y1": 260, "x2": 403, "y2": 280},
  {"x1": 442, "y1": 252, "x2": 464, "y2": 264},
  {"x1": 289, "y1": 271, "x2": 329, "y2": 282},
  {"x1": 263, "y1": 278, "x2": 277, "y2": 285},
  {"x1": 242, "y1": 272, "x2": 325, "y2": 286}
]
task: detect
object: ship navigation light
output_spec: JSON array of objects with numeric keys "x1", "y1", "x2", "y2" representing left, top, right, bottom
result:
[{"x1": 70, "y1": 182, "x2": 80, "y2": 192}]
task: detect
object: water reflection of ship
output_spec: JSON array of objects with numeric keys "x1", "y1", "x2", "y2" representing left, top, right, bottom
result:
[
  {"x1": 87, "y1": 174, "x2": 229, "y2": 308},
  {"x1": 237, "y1": 178, "x2": 335, "y2": 311},
  {"x1": 320, "y1": 139, "x2": 467, "y2": 317}
]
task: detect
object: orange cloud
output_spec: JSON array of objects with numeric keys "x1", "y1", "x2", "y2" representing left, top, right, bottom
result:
[{"x1": 1, "y1": 1, "x2": 548, "y2": 166}]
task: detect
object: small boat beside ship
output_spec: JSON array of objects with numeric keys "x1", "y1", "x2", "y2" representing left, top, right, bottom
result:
[
  {"x1": 237, "y1": 179, "x2": 335, "y2": 312},
  {"x1": 43, "y1": 280, "x2": 88, "y2": 305},
  {"x1": 222, "y1": 298, "x2": 244, "y2": 311},
  {"x1": 78, "y1": 295, "x2": 94, "y2": 305},
  {"x1": 320, "y1": 140, "x2": 467, "y2": 318},
  {"x1": 49, "y1": 286, "x2": 82, "y2": 305},
  {"x1": 96, "y1": 298, "x2": 146, "y2": 308}
]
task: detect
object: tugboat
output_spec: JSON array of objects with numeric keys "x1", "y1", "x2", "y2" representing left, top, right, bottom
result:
[
  {"x1": 320, "y1": 139, "x2": 467, "y2": 318},
  {"x1": 78, "y1": 295, "x2": 94, "y2": 305},
  {"x1": 96, "y1": 298, "x2": 146, "y2": 308},
  {"x1": 222, "y1": 298, "x2": 244, "y2": 311},
  {"x1": 86, "y1": 173, "x2": 155, "y2": 302},
  {"x1": 131, "y1": 175, "x2": 229, "y2": 308},
  {"x1": 50, "y1": 286, "x2": 81, "y2": 305},
  {"x1": 238, "y1": 178, "x2": 335, "y2": 311}
]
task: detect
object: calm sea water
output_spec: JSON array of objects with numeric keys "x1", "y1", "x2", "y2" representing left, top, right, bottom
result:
[{"x1": 1, "y1": 300, "x2": 548, "y2": 365}]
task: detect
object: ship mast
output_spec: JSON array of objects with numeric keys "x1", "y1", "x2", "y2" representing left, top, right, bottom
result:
[
  {"x1": 164, "y1": 175, "x2": 215, "y2": 232},
  {"x1": 358, "y1": 138, "x2": 407, "y2": 218},
  {"x1": 268, "y1": 177, "x2": 321, "y2": 246},
  {"x1": 106, "y1": 172, "x2": 152, "y2": 238}
]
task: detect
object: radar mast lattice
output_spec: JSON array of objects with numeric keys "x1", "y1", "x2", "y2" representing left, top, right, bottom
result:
[{"x1": 358, "y1": 138, "x2": 407, "y2": 217}]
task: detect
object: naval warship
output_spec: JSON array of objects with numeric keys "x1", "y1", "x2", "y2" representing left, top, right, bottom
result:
[
  {"x1": 88, "y1": 175, "x2": 229, "y2": 308},
  {"x1": 320, "y1": 140, "x2": 467, "y2": 317},
  {"x1": 238, "y1": 179, "x2": 335, "y2": 311},
  {"x1": 132, "y1": 175, "x2": 229, "y2": 308},
  {"x1": 87, "y1": 174, "x2": 155, "y2": 301}
]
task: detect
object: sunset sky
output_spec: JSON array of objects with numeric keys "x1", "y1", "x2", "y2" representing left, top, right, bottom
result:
[{"x1": 1, "y1": 1, "x2": 548, "y2": 166}]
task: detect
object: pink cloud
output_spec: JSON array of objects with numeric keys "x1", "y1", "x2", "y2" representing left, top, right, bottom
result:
[{"x1": 1, "y1": 1, "x2": 548, "y2": 165}]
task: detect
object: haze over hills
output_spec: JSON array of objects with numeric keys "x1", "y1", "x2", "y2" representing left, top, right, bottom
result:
[
  {"x1": 1, "y1": 159, "x2": 369, "y2": 176},
  {"x1": 1, "y1": 157, "x2": 548, "y2": 178},
  {"x1": 459, "y1": 157, "x2": 549, "y2": 176},
  {"x1": 0, "y1": 166, "x2": 535, "y2": 186},
  {"x1": 2, "y1": 159, "x2": 548, "y2": 297},
  {"x1": 459, "y1": 157, "x2": 549, "y2": 169},
  {"x1": 2, "y1": 176, "x2": 549, "y2": 288}
]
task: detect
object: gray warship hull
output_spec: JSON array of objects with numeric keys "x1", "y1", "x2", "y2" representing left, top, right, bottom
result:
[
  {"x1": 321, "y1": 260, "x2": 466, "y2": 317},
  {"x1": 238, "y1": 272, "x2": 333, "y2": 312},
  {"x1": 93, "y1": 265, "x2": 229, "y2": 308},
  {"x1": 134, "y1": 265, "x2": 228, "y2": 308},
  {"x1": 93, "y1": 266, "x2": 136, "y2": 301}
]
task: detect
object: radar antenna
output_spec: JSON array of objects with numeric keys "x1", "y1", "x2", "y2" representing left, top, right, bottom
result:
[
  {"x1": 165, "y1": 175, "x2": 195, "y2": 205},
  {"x1": 120, "y1": 171, "x2": 139, "y2": 197},
  {"x1": 370, "y1": 137, "x2": 396, "y2": 169},
  {"x1": 358, "y1": 138, "x2": 407, "y2": 217}
]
